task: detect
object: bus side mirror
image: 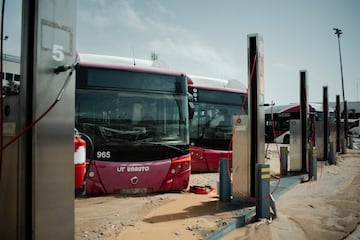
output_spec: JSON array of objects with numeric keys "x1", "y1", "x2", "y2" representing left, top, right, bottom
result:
[
  {"x1": 188, "y1": 102, "x2": 195, "y2": 119},
  {"x1": 187, "y1": 92, "x2": 195, "y2": 119}
]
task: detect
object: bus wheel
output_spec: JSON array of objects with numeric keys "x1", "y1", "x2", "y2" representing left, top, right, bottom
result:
[
  {"x1": 75, "y1": 182, "x2": 86, "y2": 197},
  {"x1": 283, "y1": 135, "x2": 290, "y2": 144}
]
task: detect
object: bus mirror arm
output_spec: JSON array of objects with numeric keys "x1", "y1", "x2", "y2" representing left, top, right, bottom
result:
[
  {"x1": 188, "y1": 102, "x2": 195, "y2": 119},
  {"x1": 187, "y1": 92, "x2": 195, "y2": 119}
]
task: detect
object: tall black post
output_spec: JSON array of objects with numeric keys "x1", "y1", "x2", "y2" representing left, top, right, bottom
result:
[
  {"x1": 344, "y1": 101, "x2": 348, "y2": 147},
  {"x1": 336, "y1": 95, "x2": 340, "y2": 152},
  {"x1": 248, "y1": 34, "x2": 265, "y2": 197},
  {"x1": 333, "y1": 28, "x2": 348, "y2": 150},
  {"x1": 300, "y1": 71, "x2": 308, "y2": 172},
  {"x1": 323, "y1": 87, "x2": 329, "y2": 161}
]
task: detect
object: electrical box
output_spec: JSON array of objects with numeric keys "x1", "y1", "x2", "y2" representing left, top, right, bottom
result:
[
  {"x1": 315, "y1": 120, "x2": 325, "y2": 160},
  {"x1": 232, "y1": 115, "x2": 250, "y2": 201}
]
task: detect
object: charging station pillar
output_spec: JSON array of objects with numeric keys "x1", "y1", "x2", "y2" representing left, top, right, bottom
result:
[
  {"x1": 248, "y1": 34, "x2": 265, "y2": 197},
  {"x1": 323, "y1": 86, "x2": 329, "y2": 162},
  {"x1": 300, "y1": 71, "x2": 308, "y2": 172},
  {"x1": 232, "y1": 115, "x2": 250, "y2": 201},
  {"x1": 344, "y1": 101, "x2": 349, "y2": 148},
  {"x1": 336, "y1": 95, "x2": 341, "y2": 152},
  {"x1": 0, "y1": 1, "x2": 76, "y2": 239},
  {"x1": 232, "y1": 34, "x2": 264, "y2": 202}
]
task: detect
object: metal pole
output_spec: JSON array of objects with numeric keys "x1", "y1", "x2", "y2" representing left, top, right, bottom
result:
[
  {"x1": 344, "y1": 100, "x2": 349, "y2": 147},
  {"x1": 248, "y1": 34, "x2": 265, "y2": 197},
  {"x1": 280, "y1": 147, "x2": 288, "y2": 176},
  {"x1": 300, "y1": 71, "x2": 308, "y2": 172},
  {"x1": 334, "y1": 28, "x2": 345, "y2": 102},
  {"x1": 333, "y1": 28, "x2": 348, "y2": 148},
  {"x1": 219, "y1": 158, "x2": 231, "y2": 201},
  {"x1": 336, "y1": 95, "x2": 340, "y2": 152},
  {"x1": 323, "y1": 86, "x2": 329, "y2": 162}
]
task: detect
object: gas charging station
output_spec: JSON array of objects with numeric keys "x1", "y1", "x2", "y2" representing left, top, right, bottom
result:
[
  {"x1": 229, "y1": 36, "x2": 322, "y2": 220},
  {"x1": 228, "y1": 34, "x2": 274, "y2": 219},
  {"x1": 232, "y1": 34, "x2": 265, "y2": 201},
  {"x1": 0, "y1": 1, "x2": 76, "y2": 239},
  {"x1": 289, "y1": 71, "x2": 309, "y2": 172},
  {"x1": 1, "y1": 2, "x2": 348, "y2": 239}
]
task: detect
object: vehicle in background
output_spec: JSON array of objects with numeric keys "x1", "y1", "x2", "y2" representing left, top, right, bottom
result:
[
  {"x1": 265, "y1": 103, "x2": 334, "y2": 144},
  {"x1": 75, "y1": 53, "x2": 192, "y2": 194},
  {"x1": 348, "y1": 118, "x2": 360, "y2": 137},
  {"x1": 188, "y1": 75, "x2": 247, "y2": 172}
]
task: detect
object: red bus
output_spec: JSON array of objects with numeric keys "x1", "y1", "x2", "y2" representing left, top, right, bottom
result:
[
  {"x1": 75, "y1": 53, "x2": 192, "y2": 194},
  {"x1": 188, "y1": 75, "x2": 247, "y2": 172}
]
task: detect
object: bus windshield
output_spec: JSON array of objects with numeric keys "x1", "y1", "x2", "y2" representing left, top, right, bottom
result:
[
  {"x1": 189, "y1": 87, "x2": 247, "y2": 150},
  {"x1": 75, "y1": 67, "x2": 189, "y2": 162}
]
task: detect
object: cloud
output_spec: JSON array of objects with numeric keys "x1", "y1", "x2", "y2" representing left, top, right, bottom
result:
[
  {"x1": 149, "y1": 37, "x2": 242, "y2": 78},
  {"x1": 116, "y1": 1, "x2": 148, "y2": 31},
  {"x1": 77, "y1": 0, "x2": 244, "y2": 80},
  {"x1": 77, "y1": 0, "x2": 147, "y2": 31}
]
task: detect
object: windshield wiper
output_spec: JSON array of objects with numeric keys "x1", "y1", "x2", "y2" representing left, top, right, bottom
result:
[{"x1": 137, "y1": 141, "x2": 186, "y2": 154}]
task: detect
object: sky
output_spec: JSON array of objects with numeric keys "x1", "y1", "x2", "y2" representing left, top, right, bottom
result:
[{"x1": 3, "y1": 0, "x2": 360, "y2": 105}]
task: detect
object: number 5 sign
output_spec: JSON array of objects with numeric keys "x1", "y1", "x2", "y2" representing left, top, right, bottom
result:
[
  {"x1": 41, "y1": 19, "x2": 73, "y2": 62},
  {"x1": 52, "y1": 44, "x2": 65, "y2": 62}
]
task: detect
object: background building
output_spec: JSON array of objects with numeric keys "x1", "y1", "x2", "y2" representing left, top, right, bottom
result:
[{"x1": 2, "y1": 54, "x2": 20, "y2": 95}]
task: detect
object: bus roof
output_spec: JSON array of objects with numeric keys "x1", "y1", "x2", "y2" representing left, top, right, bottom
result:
[
  {"x1": 188, "y1": 75, "x2": 247, "y2": 93},
  {"x1": 310, "y1": 102, "x2": 335, "y2": 112},
  {"x1": 77, "y1": 53, "x2": 183, "y2": 76},
  {"x1": 264, "y1": 103, "x2": 334, "y2": 114},
  {"x1": 264, "y1": 104, "x2": 300, "y2": 114}
]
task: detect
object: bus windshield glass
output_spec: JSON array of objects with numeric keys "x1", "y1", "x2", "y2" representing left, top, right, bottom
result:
[
  {"x1": 189, "y1": 87, "x2": 247, "y2": 150},
  {"x1": 75, "y1": 67, "x2": 189, "y2": 162}
]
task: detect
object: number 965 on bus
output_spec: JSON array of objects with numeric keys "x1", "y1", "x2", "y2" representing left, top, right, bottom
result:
[{"x1": 97, "y1": 151, "x2": 111, "y2": 159}]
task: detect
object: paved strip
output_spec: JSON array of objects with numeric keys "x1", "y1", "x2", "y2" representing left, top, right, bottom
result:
[{"x1": 205, "y1": 174, "x2": 304, "y2": 240}]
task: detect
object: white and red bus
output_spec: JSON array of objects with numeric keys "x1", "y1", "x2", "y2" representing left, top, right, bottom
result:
[
  {"x1": 265, "y1": 104, "x2": 300, "y2": 144},
  {"x1": 188, "y1": 75, "x2": 247, "y2": 172},
  {"x1": 264, "y1": 103, "x2": 334, "y2": 144},
  {"x1": 75, "y1": 53, "x2": 192, "y2": 194}
]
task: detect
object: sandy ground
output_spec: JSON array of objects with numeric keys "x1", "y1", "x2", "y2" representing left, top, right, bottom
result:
[
  {"x1": 75, "y1": 140, "x2": 360, "y2": 240},
  {"x1": 223, "y1": 148, "x2": 360, "y2": 240},
  {"x1": 75, "y1": 173, "x2": 222, "y2": 239}
]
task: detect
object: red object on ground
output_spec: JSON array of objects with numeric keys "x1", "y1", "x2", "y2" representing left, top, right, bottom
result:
[
  {"x1": 189, "y1": 185, "x2": 216, "y2": 194},
  {"x1": 74, "y1": 136, "x2": 86, "y2": 189}
]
